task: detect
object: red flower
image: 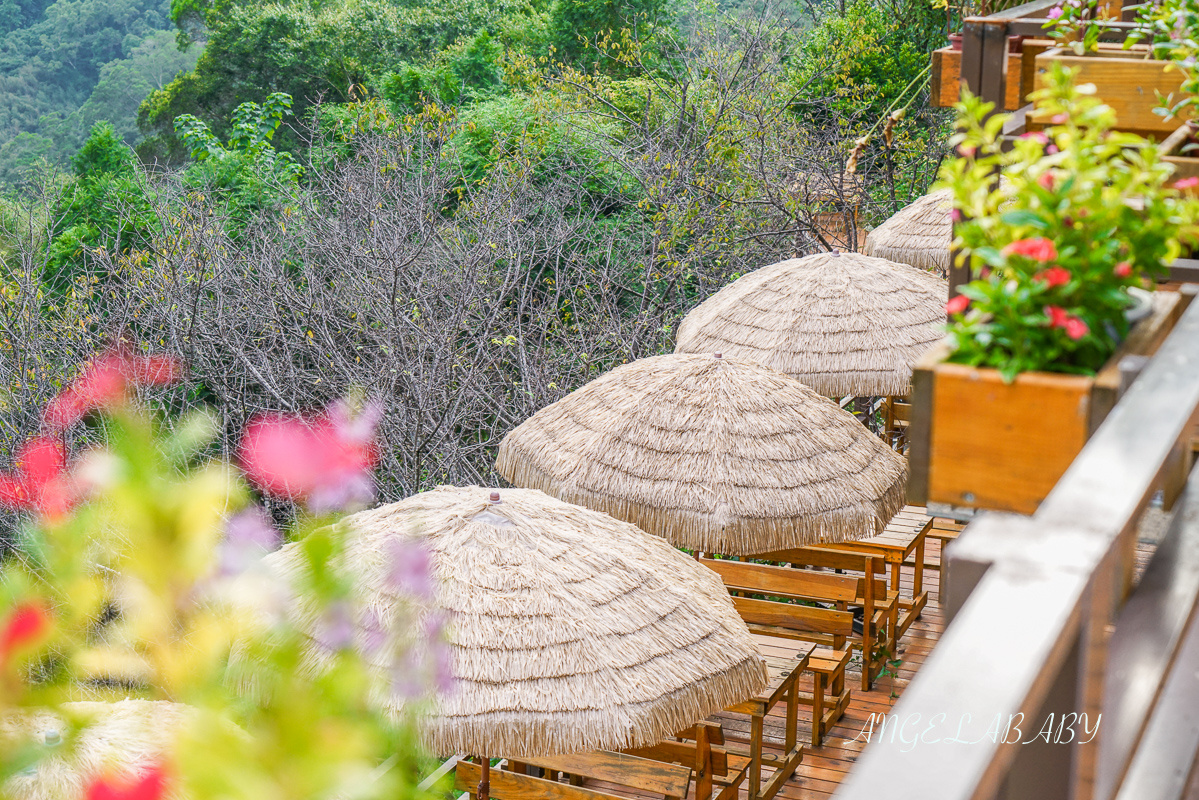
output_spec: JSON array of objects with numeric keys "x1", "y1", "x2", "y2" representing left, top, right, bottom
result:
[
  {"x1": 1046, "y1": 305, "x2": 1069, "y2": 328},
  {"x1": 1065, "y1": 317, "x2": 1089, "y2": 340},
  {"x1": 85, "y1": 765, "x2": 169, "y2": 800},
  {"x1": 1114, "y1": 261, "x2": 1132, "y2": 278},
  {"x1": 1003, "y1": 238, "x2": 1058, "y2": 263},
  {"x1": 43, "y1": 351, "x2": 181, "y2": 430},
  {"x1": 945, "y1": 295, "x2": 970, "y2": 315},
  {"x1": 0, "y1": 603, "x2": 51, "y2": 666},
  {"x1": 0, "y1": 437, "x2": 75, "y2": 519},
  {"x1": 1036, "y1": 266, "x2": 1071, "y2": 288},
  {"x1": 1037, "y1": 172, "x2": 1055, "y2": 191},
  {"x1": 239, "y1": 400, "x2": 381, "y2": 512}
]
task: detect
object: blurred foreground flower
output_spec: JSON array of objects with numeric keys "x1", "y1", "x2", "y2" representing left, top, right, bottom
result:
[
  {"x1": 0, "y1": 437, "x2": 76, "y2": 519},
  {"x1": 44, "y1": 349, "x2": 180, "y2": 430},
  {"x1": 0, "y1": 604, "x2": 51, "y2": 668},
  {"x1": 85, "y1": 764, "x2": 169, "y2": 800},
  {"x1": 239, "y1": 399, "x2": 382, "y2": 512}
]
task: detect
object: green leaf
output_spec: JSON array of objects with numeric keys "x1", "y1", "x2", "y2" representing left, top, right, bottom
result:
[{"x1": 1000, "y1": 209, "x2": 1049, "y2": 229}]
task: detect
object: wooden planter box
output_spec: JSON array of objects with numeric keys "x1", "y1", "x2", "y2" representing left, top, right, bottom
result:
[
  {"x1": 931, "y1": 46, "x2": 1023, "y2": 110},
  {"x1": 1030, "y1": 47, "x2": 1191, "y2": 140},
  {"x1": 1160, "y1": 123, "x2": 1199, "y2": 183},
  {"x1": 907, "y1": 291, "x2": 1184, "y2": 515}
]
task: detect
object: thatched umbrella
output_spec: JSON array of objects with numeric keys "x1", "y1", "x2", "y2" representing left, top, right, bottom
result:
[
  {"x1": 862, "y1": 189, "x2": 953, "y2": 276},
  {"x1": 262, "y1": 486, "x2": 767, "y2": 795},
  {"x1": 1, "y1": 700, "x2": 191, "y2": 800},
  {"x1": 673, "y1": 252, "x2": 947, "y2": 398},
  {"x1": 496, "y1": 353, "x2": 907, "y2": 554}
]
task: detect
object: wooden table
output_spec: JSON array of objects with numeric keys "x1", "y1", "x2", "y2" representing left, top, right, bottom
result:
[
  {"x1": 810, "y1": 508, "x2": 932, "y2": 639},
  {"x1": 512, "y1": 750, "x2": 693, "y2": 800},
  {"x1": 723, "y1": 645, "x2": 814, "y2": 800}
]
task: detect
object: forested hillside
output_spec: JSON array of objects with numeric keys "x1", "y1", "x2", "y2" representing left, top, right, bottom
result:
[
  {"x1": 1, "y1": 0, "x2": 952, "y2": 536},
  {"x1": 0, "y1": 0, "x2": 197, "y2": 184}
]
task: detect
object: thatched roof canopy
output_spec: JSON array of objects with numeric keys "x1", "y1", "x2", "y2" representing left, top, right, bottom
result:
[
  {"x1": 496, "y1": 354, "x2": 907, "y2": 554},
  {"x1": 2, "y1": 701, "x2": 191, "y2": 800},
  {"x1": 862, "y1": 189, "x2": 953, "y2": 276},
  {"x1": 262, "y1": 486, "x2": 768, "y2": 759},
  {"x1": 673, "y1": 252, "x2": 947, "y2": 398}
]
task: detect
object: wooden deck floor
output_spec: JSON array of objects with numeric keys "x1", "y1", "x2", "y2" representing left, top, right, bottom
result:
[
  {"x1": 712, "y1": 536, "x2": 950, "y2": 800},
  {"x1": 583, "y1": 533, "x2": 1161, "y2": 800},
  {"x1": 503, "y1": 529, "x2": 1170, "y2": 800}
]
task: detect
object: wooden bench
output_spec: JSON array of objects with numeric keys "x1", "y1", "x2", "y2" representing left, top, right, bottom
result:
[
  {"x1": 700, "y1": 559, "x2": 860, "y2": 739},
  {"x1": 882, "y1": 395, "x2": 912, "y2": 451},
  {"x1": 806, "y1": 509, "x2": 932, "y2": 639},
  {"x1": 623, "y1": 721, "x2": 751, "y2": 800},
  {"x1": 900, "y1": 506, "x2": 967, "y2": 599},
  {"x1": 707, "y1": 554, "x2": 897, "y2": 691},
  {"x1": 467, "y1": 752, "x2": 692, "y2": 800}
]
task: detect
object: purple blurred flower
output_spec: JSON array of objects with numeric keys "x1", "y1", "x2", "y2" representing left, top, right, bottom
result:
[
  {"x1": 361, "y1": 607, "x2": 388, "y2": 655},
  {"x1": 316, "y1": 600, "x2": 355, "y2": 651},
  {"x1": 328, "y1": 398, "x2": 384, "y2": 445},
  {"x1": 218, "y1": 507, "x2": 281, "y2": 576},
  {"x1": 1047, "y1": 6, "x2": 1063, "y2": 18},
  {"x1": 386, "y1": 538, "x2": 434, "y2": 600},
  {"x1": 390, "y1": 648, "x2": 426, "y2": 700},
  {"x1": 307, "y1": 470, "x2": 375, "y2": 515}
]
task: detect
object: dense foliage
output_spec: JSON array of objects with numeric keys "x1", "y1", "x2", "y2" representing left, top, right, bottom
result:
[
  {"x1": 1, "y1": 0, "x2": 953, "y2": 541},
  {"x1": 940, "y1": 64, "x2": 1198, "y2": 380}
]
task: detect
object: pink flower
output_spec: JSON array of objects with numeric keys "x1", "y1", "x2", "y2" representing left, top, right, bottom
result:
[
  {"x1": 1046, "y1": 305, "x2": 1069, "y2": 328},
  {"x1": 958, "y1": 144, "x2": 977, "y2": 158},
  {"x1": 1037, "y1": 172, "x2": 1055, "y2": 191},
  {"x1": 949, "y1": 208, "x2": 963, "y2": 223},
  {"x1": 1, "y1": 603, "x2": 51, "y2": 667},
  {"x1": 1003, "y1": 237, "x2": 1058, "y2": 262},
  {"x1": 1175, "y1": 176, "x2": 1199, "y2": 190},
  {"x1": 44, "y1": 350, "x2": 181, "y2": 430},
  {"x1": 1051, "y1": 113, "x2": 1069, "y2": 124},
  {"x1": 1065, "y1": 317, "x2": 1089, "y2": 340},
  {"x1": 1114, "y1": 261, "x2": 1132, "y2": 278},
  {"x1": 238, "y1": 400, "x2": 381, "y2": 512},
  {"x1": 0, "y1": 437, "x2": 76, "y2": 519},
  {"x1": 1047, "y1": 6, "x2": 1063, "y2": 18},
  {"x1": 945, "y1": 294, "x2": 970, "y2": 315},
  {"x1": 1020, "y1": 131, "x2": 1050, "y2": 144},
  {"x1": 85, "y1": 766, "x2": 169, "y2": 800},
  {"x1": 1047, "y1": 145, "x2": 1060, "y2": 154},
  {"x1": 1037, "y1": 266, "x2": 1071, "y2": 287}
]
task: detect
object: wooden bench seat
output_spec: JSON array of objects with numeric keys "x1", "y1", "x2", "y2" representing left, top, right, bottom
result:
[
  {"x1": 473, "y1": 751, "x2": 693, "y2": 800},
  {"x1": 624, "y1": 721, "x2": 751, "y2": 800},
  {"x1": 703, "y1": 555, "x2": 896, "y2": 691}
]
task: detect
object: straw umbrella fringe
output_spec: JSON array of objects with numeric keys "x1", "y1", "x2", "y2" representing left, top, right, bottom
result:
[
  {"x1": 496, "y1": 354, "x2": 908, "y2": 554},
  {"x1": 673, "y1": 253, "x2": 947, "y2": 398},
  {"x1": 2, "y1": 700, "x2": 191, "y2": 800},
  {"x1": 862, "y1": 190, "x2": 953, "y2": 277},
  {"x1": 262, "y1": 486, "x2": 769, "y2": 759}
]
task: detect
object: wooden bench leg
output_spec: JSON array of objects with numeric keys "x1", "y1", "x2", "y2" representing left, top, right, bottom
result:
[
  {"x1": 748, "y1": 713, "x2": 763, "y2": 800},
  {"x1": 812, "y1": 670, "x2": 825, "y2": 747}
]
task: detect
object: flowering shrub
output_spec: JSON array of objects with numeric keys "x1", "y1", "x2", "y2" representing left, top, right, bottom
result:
[
  {"x1": 0, "y1": 351, "x2": 444, "y2": 800},
  {"x1": 1043, "y1": 0, "x2": 1108, "y2": 55},
  {"x1": 938, "y1": 63, "x2": 1198, "y2": 381},
  {"x1": 1127, "y1": 0, "x2": 1199, "y2": 122}
]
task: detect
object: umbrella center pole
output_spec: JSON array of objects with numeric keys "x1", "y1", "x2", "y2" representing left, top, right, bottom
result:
[{"x1": 478, "y1": 756, "x2": 491, "y2": 800}]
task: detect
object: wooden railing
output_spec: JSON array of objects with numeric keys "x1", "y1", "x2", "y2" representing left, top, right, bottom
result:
[{"x1": 835, "y1": 288, "x2": 1199, "y2": 799}]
